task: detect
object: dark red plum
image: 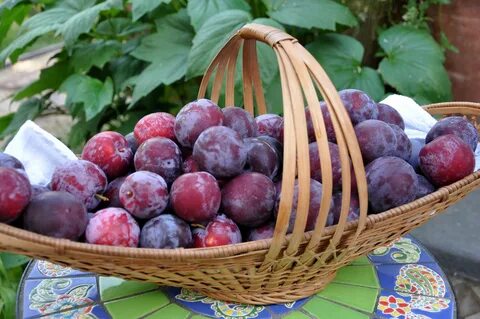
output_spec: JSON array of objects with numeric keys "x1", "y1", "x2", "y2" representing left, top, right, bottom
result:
[
  {"x1": 222, "y1": 106, "x2": 257, "y2": 138},
  {"x1": 244, "y1": 137, "x2": 280, "y2": 179},
  {"x1": 306, "y1": 102, "x2": 336, "y2": 143},
  {"x1": 82, "y1": 131, "x2": 133, "y2": 179},
  {"x1": 103, "y1": 177, "x2": 126, "y2": 208},
  {"x1": 419, "y1": 134, "x2": 475, "y2": 187},
  {"x1": 416, "y1": 174, "x2": 436, "y2": 199},
  {"x1": 256, "y1": 135, "x2": 283, "y2": 157},
  {"x1": 339, "y1": 89, "x2": 378, "y2": 125},
  {"x1": 85, "y1": 207, "x2": 140, "y2": 247},
  {"x1": 248, "y1": 222, "x2": 275, "y2": 241},
  {"x1": 125, "y1": 132, "x2": 139, "y2": 153},
  {"x1": 174, "y1": 99, "x2": 224, "y2": 147},
  {"x1": 140, "y1": 214, "x2": 192, "y2": 249},
  {"x1": 134, "y1": 112, "x2": 176, "y2": 145},
  {"x1": 426, "y1": 116, "x2": 478, "y2": 151},
  {"x1": 355, "y1": 120, "x2": 397, "y2": 163},
  {"x1": 119, "y1": 171, "x2": 168, "y2": 219},
  {"x1": 408, "y1": 138, "x2": 425, "y2": 172},
  {"x1": 377, "y1": 103, "x2": 405, "y2": 129},
  {"x1": 192, "y1": 227, "x2": 207, "y2": 248},
  {"x1": 0, "y1": 152, "x2": 24, "y2": 170},
  {"x1": 222, "y1": 172, "x2": 276, "y2": 227},
  {"x1": 193, "y1": 126, "x2": 247, "y2": 178},
  {"x1": 51, "y1": 160, "x2": 107, "y2": 210},
  {"x1": 389, "y1": 124, "x2": 412, "y2": 161},
  {"x1": 309, "y1": 142, "x2": 344, "y2": 191},
  {"x1": 171, "y1": 172, "x2": 220, "y2": 223},
  {"x1": 31, "y1": 185, "x2": 49, "y2": 199},
  {"x1": 330, "y1": 192, "x2": 360, "y2": 224},
  {"x1": 182, "y1": 155, "x2": 200, "y2": 174},
  {"x1": 366, "y1": 157, "x2": 418, "y2": 213},
  {"x1": 202, "y1": 215, "x2": 242, "y2": 247},
  {"x1": 134, "y1": 137, "x2": 182, "y2": 184},
  {"x1": 0, "y1": 167, "x2": 31, "y2": 223},
  {"x1": 275, "y1": 179, "x2": 333, "y2": 233},
  {"x1": 255, "y1": 114, "x2": 283, "y2": 140},
  {"x1": 24, "y1": 191, "x2": 87, "y2": 240}
]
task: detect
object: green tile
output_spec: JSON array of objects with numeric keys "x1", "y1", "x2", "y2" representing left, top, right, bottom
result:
[
  {"x1": 333, "y1": 265, "x2": 379, "y2": 288},
  {"x1": 316, "y1": 282, "x2": 378, "y2": 313},
  {"x1": 349, "y1": 256, "x2": 371, "y2": 265},
  {"x1": 190, "y1": 315, "x2": 211, "y2": 319},
  {"x1": 284, "y1": 310, "x2": 312, "y2": 319},
  {"x1": 304, "y1": 297, "x2": 369, "y2": 319},
  {"x1": 99, "y1": 276, "x2": 158, "y2": 301},
  {"x1": 146, "y1": 304, "x2": 190, "y2": 319},
  {"x1": 105, "y1": 290, "x2": 169, "y2": 319}
]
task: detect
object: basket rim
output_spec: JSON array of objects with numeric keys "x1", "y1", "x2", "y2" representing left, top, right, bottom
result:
[{"x1": 2, "y1": 163, "x2": 479, "y2": 260}]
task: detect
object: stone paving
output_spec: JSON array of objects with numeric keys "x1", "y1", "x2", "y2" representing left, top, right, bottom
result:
[
  {"x1": 0, "y1": 49, "x2": 71, "y2": 146},
  {"x1": 1, "y1": 49, "x2": 480, "y2": 319}
]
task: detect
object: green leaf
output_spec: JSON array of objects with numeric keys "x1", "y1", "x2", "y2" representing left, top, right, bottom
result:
[
  {"x1": 60, "y1": 74, "x2": 113, "y2": 120},
  {"x1": 264, "y1": 0, "x2": 357, "y2": 30},
  {"x1": 0, "y1": 113, "x2": 14, "y2": 133},
  {"x1": 0, "y1": 98, "x2": 44, "y2": 138},
  {"x1": 307, "y1": 33, "x2": 384, "y2": 101},
  {"x1": 264, "y1": 70, "x2": 282, "y2": 114},
  {"x1": 0, "y1": 4, "x2": 31, "y2": 45},
  {"x1": 14, "y1": 60, "x2": 72, "y2": 100},
  {"x1": 378, "y1": 25, "x2": 452, "y2": 103},
  {"x1": 0, "y1": 0, "x2": 24, "y2": 13},
  {"x1": 0, "y1": 23, "x2": 58, "y2": 63},
  {"x1": 0, "y1": 253, "x2": 29, "y2": 269},
  {"x1": 71, "y1": 40, "x2": 121, "y2": 72},
  {"x1": 129, "y1": 9, "x2": 194, "y2": 105},
  {"x1": 67, "y1": 114, "x2": 102, "y2": 149},
  {"x1": 129, "y1": 0, "x2": 171, "y2": 21},
  {"x1": 187, "y1": 0, "x2": 250, "y2": 31},
  {"x1": 58, "y1": 0, "x2": 122, "y2": 48},
  {"x1": 187, "y1": 9, "x2": 251, "y2": 79},
  {"x1": 96, "y1": 17, "x2": 151, "y2": 37},
  {"x1": 439, "y1": 31, "x2": 459, "y2": 53},
  {"x1": 109, "y1": 55, "x2": 145, "y2": 92},
  {"x1": 0, "y1": 0, "x2": 101, "y2": 63}
]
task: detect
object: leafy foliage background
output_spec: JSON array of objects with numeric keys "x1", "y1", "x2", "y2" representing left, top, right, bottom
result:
[{"x1": 0, "y1": 0, "x2": 454, "y2": 151}]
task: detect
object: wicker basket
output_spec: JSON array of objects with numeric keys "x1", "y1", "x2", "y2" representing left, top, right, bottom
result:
[{"x1": 1, "y1": 24, "x2": 479, "y2": 305}]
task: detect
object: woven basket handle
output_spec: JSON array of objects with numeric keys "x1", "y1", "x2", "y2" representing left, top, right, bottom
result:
[
  {"x1": 237, "y1": 23, "x2": 296, "y2": 47},
  {"x1": 197, "y1": 23, "x2": 369, "y2": 274}
]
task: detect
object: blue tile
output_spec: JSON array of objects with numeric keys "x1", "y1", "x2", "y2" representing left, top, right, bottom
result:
[
  {"x1": 28, "y1": 260, "x2": 91, "y2": 279},
  {"x1": 23, "y1": 277, "x2": 98, "y2": 318},
  {"x1": 375, "y1": 263, "x2": 452, "y2": 299},
  {"x1": 375, "y1": 290, "x2": 454, "y2": 319},
  {"x1": 164, "y1": 287, "x2": 271, "y2": 319},
  {"x1": 90, "y1": 304, "x2": 112, "y2": 319},
  {"x1": 267, "y1": 296, "x2": 310, "y2": 315},
  {"x1": 368, "y1": 236, "x2": 435, "y2": 265}
]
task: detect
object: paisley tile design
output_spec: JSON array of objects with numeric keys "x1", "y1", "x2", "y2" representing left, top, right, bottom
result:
[{"x1": 17, "y1": 236, "x2": 454, "y2": 319}]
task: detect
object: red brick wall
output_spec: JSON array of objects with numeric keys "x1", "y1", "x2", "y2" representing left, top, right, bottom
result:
[{"x1": 430, "y1": 0, "x2": 480, "y2": 102}]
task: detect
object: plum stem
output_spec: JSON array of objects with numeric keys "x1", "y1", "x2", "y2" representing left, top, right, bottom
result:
[{"x1": 95, "y1": 194, "x2": 109, "y2": 202}]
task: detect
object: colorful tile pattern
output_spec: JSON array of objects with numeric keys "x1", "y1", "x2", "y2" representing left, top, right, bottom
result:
[{"x1": 17, "y1": 235, "x2": 455, "y2": 319}]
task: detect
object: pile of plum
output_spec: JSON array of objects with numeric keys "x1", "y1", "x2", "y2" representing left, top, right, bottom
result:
[{"x1": 0, "y1": 89, "x2": 477, "y2": 249}]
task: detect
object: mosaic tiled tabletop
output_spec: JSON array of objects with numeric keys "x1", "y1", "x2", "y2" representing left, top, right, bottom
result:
[{"x1": 17, "y1": 235, "x2": 456, "y2": 319}]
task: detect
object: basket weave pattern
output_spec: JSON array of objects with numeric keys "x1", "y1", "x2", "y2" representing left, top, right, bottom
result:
[{"x1": 0, "y1": 25, "x2": 479, "y2": 304}]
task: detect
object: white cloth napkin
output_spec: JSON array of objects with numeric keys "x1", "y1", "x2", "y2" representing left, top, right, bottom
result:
[
  {"x1": 4, "y1": 120, "x2": 77, "y2": 186},
  {"x1": 380, "y1": 94, "x2": 480, "y2": 171}
]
